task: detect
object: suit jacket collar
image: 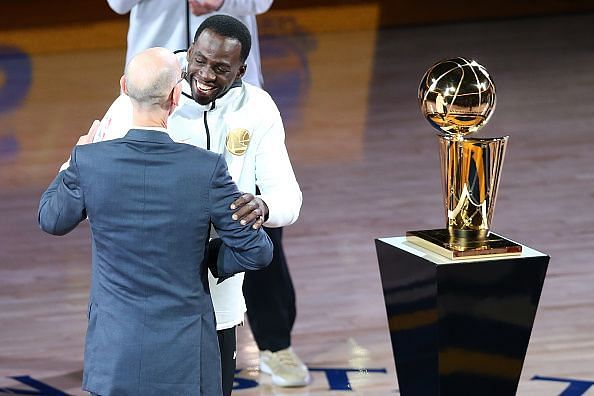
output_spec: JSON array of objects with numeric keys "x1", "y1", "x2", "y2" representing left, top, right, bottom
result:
[{"x1": 124, "y1": 129, "x2": 175, "y2": 144}]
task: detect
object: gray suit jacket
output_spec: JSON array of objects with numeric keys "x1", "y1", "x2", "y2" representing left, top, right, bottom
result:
[{"x1": 38, "y1": 129, "x2": 273, "y2": 396}]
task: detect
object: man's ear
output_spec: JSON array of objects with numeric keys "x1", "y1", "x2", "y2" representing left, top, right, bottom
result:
[
  {"x1": 120, "y1": 75, "x2": 128, "y2": 95},
  {"x1": 187, "y1": 45, "x2": 194, "y2": 62},
  {"x1": 169, "y1": 84, "x2": 182, "y2": 115},
  {"x1": 236, "y1": 64, "x2": 247, "y2": 81},
  {"x1": 172, "y1": 84, "x2": 181, "y2": 107}
]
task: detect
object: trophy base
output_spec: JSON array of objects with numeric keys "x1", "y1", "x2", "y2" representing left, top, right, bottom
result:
[{"x1": 406, "y1": 229, "x2": 522, "y2": 260}]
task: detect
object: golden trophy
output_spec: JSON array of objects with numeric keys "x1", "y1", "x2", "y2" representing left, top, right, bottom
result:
[{"x1": 406, "y1": 57, "x2": 522, "y2": 259}]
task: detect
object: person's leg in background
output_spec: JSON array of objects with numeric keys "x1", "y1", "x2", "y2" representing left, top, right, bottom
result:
[
  {"x1": 242, "y1": 227, "x2": 310, "y2": 387},
  {"x1": 217, "y1": 326, "x2": 237, "y2": 396}
]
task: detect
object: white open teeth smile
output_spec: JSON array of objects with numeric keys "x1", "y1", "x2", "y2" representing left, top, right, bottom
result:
[{"x1": 194, "y1": 79, "x2": 215, "y2": 93}]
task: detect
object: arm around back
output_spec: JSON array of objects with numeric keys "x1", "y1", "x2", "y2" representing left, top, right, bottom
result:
[
  {"x1": 38, "y1": 147, "x2": 87, "y2": 236},
  {"x1": 93, "y1": 95, "x2": 133, "y2": 143},
  {"x1": 209, "y1": 154, "x2": 273, "y2": 277},
  {"x1": 255, "y1": 107, "x2": 302, "y2": 227}
]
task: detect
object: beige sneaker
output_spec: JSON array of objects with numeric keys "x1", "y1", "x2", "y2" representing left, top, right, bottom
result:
[{"x1": 259, "y1": 347, "x2": 311, "y2": 387}]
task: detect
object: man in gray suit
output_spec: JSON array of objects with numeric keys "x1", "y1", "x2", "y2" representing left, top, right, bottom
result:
[{"x1": 38, "y1": 47, "x2": 273, "y2": 396}]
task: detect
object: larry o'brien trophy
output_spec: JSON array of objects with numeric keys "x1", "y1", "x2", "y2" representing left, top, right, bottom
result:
[
  {"x1": 376, "y1": 58, "x2": 548, "y2": 396},
  {"x1": 406, "y1": 57, "x2": 522, "y2": 259}
]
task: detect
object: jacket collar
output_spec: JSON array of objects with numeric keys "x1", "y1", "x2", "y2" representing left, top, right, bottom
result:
[
  {"x1": 123, "y1": 129, "x2": 175, "y2": 144},
  {"x1": 209, "y1": 81, "x2": 243, "y2": 111}
]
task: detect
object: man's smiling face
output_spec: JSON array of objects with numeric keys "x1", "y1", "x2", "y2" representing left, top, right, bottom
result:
[{"x1": 186, "y1": 29, "x2": 247, "y2": 105}]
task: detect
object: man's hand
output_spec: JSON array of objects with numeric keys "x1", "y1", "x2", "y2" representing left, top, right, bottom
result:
[
  {"x1": 188, "y1": 0, "x2": 224, "y2": 16},
  {"x1": 230, "y1": 193, "x2": 269, "y2": 229},
  {"x1": 76, "y1": 120, "x2": 100, "y2": 146}
]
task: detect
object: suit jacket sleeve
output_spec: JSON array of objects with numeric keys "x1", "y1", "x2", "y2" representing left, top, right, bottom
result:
[
  {"x1": 209, "y1": 154, "x2": 273, "y2": 277},
  {"x1": 38, "y1": 147, "x2": 87, "y2": 236}
]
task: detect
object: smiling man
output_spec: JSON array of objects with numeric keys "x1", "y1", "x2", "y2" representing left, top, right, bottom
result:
[
  {"x1": 187, "y1": 27, "x2": 247, "y2": 105},
  {"x1": 93, "y1": 15, "x2": 305, "y2": 395}
]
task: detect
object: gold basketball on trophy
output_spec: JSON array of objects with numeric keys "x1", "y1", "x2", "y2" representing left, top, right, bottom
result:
[{"x1": 418, "y1": 57, "x2": 496, "y2": 137}]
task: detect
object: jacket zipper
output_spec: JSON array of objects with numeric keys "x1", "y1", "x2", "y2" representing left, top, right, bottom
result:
[{"x1": 203, "y1": 101, "x2": 216, "y2": 151}]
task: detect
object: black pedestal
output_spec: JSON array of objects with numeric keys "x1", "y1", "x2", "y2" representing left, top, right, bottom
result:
[{"x1": 375, "y1": 237, "x2": 549, "y2": 396}]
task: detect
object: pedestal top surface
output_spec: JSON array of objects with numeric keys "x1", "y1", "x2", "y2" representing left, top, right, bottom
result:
[{"x1": 377, "y1": 236, "x2": 548, "y2": 265}]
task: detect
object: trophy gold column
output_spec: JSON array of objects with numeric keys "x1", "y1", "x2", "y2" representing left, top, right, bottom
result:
[{"x1": 406, "y1": 57, "x2": 522, "y2": 259}]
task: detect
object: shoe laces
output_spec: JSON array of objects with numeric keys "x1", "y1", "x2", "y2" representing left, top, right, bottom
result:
[{"x1": 275, "y1": 349, "x2": 301, "y2": 367}]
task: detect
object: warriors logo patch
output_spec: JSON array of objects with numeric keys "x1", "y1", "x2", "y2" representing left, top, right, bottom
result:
[{"x1": 226, "y1": 128, "x2": 251, "y2": 156}]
